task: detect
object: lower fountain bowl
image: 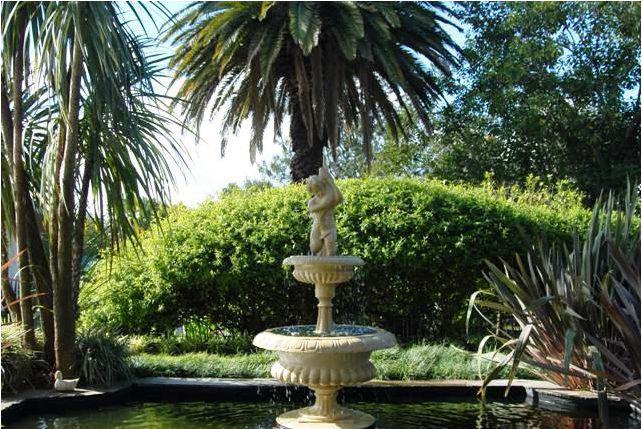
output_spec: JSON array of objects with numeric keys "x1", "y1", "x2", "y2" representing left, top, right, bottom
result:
[
  {"x1": 254, "y1": 325, "x2": 395, "y2": 428},
  {"x1": 271, "y1": 351, "x2": 376, "y2": 386},
  {"x1": 254, "y1": 325, "x2": 396, "y2": 387}
]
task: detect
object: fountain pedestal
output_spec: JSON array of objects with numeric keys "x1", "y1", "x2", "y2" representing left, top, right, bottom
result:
[
  {"x1": 314, "y1": 283, "x2": 335, "y2": 334},
  {"x1": 253, "y1": 257, "x2": 397, "y2": 429}
]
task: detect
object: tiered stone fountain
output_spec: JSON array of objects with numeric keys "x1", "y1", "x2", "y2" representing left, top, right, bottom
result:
[{"x1": 253, "y1": 163, "x2": 397, "y2": 429}]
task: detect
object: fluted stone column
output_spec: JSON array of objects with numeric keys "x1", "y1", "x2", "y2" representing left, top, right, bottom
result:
[{"x1": 314, "y1": 283, "x2": 335, "y2": 334}]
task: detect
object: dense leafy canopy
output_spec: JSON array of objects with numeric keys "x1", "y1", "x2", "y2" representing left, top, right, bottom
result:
[
  {"x1": 434, "y1": 2, "x2": 640, "y2": 199},
  {"x1": 258, "y1": 2, "x2": 640, "y2": 199}
]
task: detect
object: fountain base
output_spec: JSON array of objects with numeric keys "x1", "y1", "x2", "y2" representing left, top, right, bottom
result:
[
  {"x1": 253, "y1": 327, "x2": 395, "y2": 428},
  {"x1": 277, "y1": 408, "x2": 374, "y2": 429},
  {"x1": 277, "y1": 386, "x2": 374, "y2": 428}
]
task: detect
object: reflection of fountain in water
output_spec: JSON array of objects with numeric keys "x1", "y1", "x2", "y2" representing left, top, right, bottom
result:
[{"x1": 253, "y1": 163, "x2": 397, "y2": 429}]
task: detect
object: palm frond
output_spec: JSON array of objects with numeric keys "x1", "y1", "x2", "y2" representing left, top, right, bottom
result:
[{"x1": 166, "y1": 1, "x2": 461, "y2": 166}]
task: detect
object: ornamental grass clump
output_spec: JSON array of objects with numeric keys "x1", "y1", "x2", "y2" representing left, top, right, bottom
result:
[
  {"x1": 470, "y1": 186, "x2": 640, "y2": 403},
  {"x1": 1, "y1": 324, "x2": 50, "y2": 393},
  {"x1": 76, "y1": 328, "x2": 131, "y2": 387},
  {"x1": 126, "y1": 321, "x2": 255, "y2": 356}
]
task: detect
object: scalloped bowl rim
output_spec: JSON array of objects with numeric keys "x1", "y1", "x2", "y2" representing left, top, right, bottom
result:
[
  {"x1": 283, "y1": 255, "x2": 365, "y2": 267},
  {"x1": 253, "y1": 326, "x2": 397, "y2": 353}
]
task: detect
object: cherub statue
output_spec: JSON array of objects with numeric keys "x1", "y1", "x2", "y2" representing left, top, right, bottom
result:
[{"x1": 306, "y1": 161, "x2": 343, "y2": 256}]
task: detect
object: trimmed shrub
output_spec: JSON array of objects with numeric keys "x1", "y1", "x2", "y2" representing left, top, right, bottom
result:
[{"x1": 80, "y1": 178, "x2": 589, "y2": 342}]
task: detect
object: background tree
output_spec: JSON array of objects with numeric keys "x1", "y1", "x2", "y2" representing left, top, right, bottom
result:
[
  {"x1": 258, "y1": 2, "x2": 640, "y2": 200},
  {"x1": 167, "y1": 1, "x2": 460, "y2": 182},
  {"x1": 433, "y1": 2, "x2": 640, "y2": 199}
]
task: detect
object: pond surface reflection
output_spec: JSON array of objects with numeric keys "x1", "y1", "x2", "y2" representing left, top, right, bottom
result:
[{"x1": 14, "y1": 398, "x2": 633, "y2": 428}]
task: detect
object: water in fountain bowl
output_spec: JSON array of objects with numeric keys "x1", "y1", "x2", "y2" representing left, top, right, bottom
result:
[{"x1": 269, "y1": 324, "x2": 378, "y2": 337}]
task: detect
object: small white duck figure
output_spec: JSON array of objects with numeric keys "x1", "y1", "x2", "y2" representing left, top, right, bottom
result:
[{"x1": 54, "y1": 370, "x2": 79, "y2": 392}]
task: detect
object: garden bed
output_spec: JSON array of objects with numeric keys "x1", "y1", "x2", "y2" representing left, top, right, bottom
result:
[{"x1": 127, "y1": 344, "x2": 537, "y2": 380}]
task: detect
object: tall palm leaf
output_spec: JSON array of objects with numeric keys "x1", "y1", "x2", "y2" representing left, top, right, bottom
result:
[{"x1": 167, "y1": 1, "x2": 460, "y2": 181}]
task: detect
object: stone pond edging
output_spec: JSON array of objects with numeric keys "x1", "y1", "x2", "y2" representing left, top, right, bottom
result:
[{"x1": 0, "y1": 378, "x2": 632, "y2": 425}]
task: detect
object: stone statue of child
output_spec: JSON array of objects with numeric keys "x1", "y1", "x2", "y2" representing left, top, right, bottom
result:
[{"x1": 306, "y1": 161, "x2": 343, "y2": 257}]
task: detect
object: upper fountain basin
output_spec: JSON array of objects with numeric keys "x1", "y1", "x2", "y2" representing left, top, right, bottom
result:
[{"x1": 283, "y1": 255, "x2": 364, "y2": 285}]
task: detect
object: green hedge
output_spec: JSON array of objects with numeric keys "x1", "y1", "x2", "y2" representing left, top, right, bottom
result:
[{"x1": 80, "y1": 178, "x2": 589, "y2": 342}]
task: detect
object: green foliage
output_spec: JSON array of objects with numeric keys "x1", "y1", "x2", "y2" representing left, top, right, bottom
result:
[
  {"x1": 129, "y1": 352, "x2": 275, "y2": 379},
  {"x1": 128, "y1": 344, "x2": 536, "y2": 381},
  {"x1": 81, "y1": 178, "x2": 589, "y2": 342},
  {"x1": 76, "y1": 329, "x2": 131, "y2": 387},
  {"x1": 126, "y1": 322, "x2": 255, "y2": 356},
  {"x1": 1, "y1": 324, "x2": 50, "y2": 393},
  {"x1": 478, "y1": 174, "x2": 586, "y2": 213},
  {"x1": 435, "y1": 2, "x2": 640, "y2": 200},
  {"x1": 471, "y1": 188, "x2": 640, "y2": 401}
]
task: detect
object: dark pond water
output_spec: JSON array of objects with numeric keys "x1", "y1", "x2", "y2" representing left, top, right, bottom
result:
[{"x1": 12, "y1": 398, "x2": 635, "y2": 429}]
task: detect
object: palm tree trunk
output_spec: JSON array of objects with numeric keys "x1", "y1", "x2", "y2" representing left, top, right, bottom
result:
[
  {"x1": 12, "y1": 16, "x2": 37, "y2": 349},
  {"x1": 25, "y1": 211, "x2": 55, "y2": 363},
  {"x1": 49, "y1": 121, "x2": 66, "y2": 365},
  {"x1": 50, "y1": 124, "x2": 65, "y2": 308},
  {"x1": 290, "y1": 98, "x2": 324, "y2": 182},
  {"x1": 71, "y1": 144, "x2": 95, "y2": 317},
  {"x1": 3, "y1": 58, "x2": 55, "y2": 361},
  {"x1": 50, "y1": 67, "x2": 70, "y2": 301},
  {"x1": 1, "y1": 80, "x2": 13, "y2": 154},
  {"x1": 54, "y1": 35, "x2": 82, "y2": 377},
  {"x1": 1, "y1": 228, "x2": 21, "y2": 323}
]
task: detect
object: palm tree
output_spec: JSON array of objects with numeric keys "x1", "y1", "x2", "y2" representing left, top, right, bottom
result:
[
  {"x1": 1, "y1": 2, "x2": 50, "y2": 352},
  {"x1": 167, "y1": 2, "x2": 460, "y2": 181},
  {"x1": 2, "y1": 1, "x2": 186, "y2": 377},
  {"x1": 41, "y1": 2, "x2": 186, "y2": 377}
]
